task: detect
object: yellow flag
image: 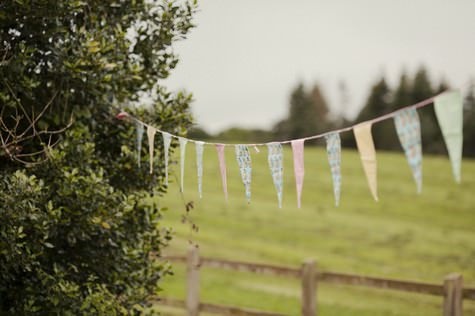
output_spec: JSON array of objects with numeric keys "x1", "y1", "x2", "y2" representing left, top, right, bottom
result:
[
  {"x1": 354, "y1": 122, "x2": 378, "y2": 201},
  {"x1": 147, "y1": 126, "x2": 156, "y2": 174}
]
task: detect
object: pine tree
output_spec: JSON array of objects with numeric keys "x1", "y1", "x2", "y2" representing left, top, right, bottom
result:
[
  {"x1": 354, "y1": 77, "x2": 392, "y2": 149},
  {"x1": 273, "y1": 82, "x2": 330, "y2": 143},
  {"x1": 356, "y1": 77, "x2": 391, "y2": 122},
  {"x1": 383, "y1": 72, "x2": 413, "y2": 150},
  {"x1": 463, "y1": 80, "x2": 475, "y2": 156},
  {"x1": 411, "y1": 67, "x2": 445, "y2": 153},
  {"x1": 393, "y1": 72, "x2": 412, "y2": 108}
]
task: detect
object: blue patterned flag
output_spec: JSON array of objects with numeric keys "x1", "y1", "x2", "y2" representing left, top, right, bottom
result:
[
  {"x1": 394, "y1": 108, "x2": 422, "y2": 193},
  {"x1": 235, "y1": 145, "x2": 252, "y2": 203},
  {"x1": 136, "y1": 122, "x2": 144, "y2": 168},
  {"x1": 179, "y1": 137, "x2": 187, "y2": 192},
  {"x1": 195, "y1": 141, "x2": 204, "y2": 198},
  {"x1": 162, "y1": 132, "x2": 172, "y2": 186},
  {"x1": 267, "y1": 143, "x2": 284, "y2": 208},
  {"x1": 324, "y1": 132, "x2": 342, "y2": 206}
]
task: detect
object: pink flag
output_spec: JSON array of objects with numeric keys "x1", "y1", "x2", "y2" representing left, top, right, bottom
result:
[
  {"x1": 291, "y1": 139, "x2": 305, "y2": 208},
  {"x1": 215, "y1": 144, "x2": 228, "y2": 201}
]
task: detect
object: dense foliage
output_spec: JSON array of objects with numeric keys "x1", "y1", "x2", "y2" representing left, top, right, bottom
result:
[
  {"x1": 0, "y1": 0, "x2": 197, "y2": 314},
  {"x1": 273, "y1": 83, "x2": 330, "y2": 143}
]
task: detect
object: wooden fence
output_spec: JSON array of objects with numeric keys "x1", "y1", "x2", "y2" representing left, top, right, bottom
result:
[{"x1": 156, "y1": 247, "x2": 475, "y2": 316}]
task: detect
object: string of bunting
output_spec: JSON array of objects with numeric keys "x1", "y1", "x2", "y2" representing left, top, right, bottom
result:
[{"x1": 115, "y1": 89, "x2": 464, "y2": 208}]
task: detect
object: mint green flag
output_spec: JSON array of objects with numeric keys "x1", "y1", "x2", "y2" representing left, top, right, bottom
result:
[{"x1": 434, "y1": 91, "x2": 463, "y2": 183}]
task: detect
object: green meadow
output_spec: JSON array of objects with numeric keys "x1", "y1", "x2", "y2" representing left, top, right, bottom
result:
[{"x1": 155, "y1": 145, "x2": 475, "y2": 315}]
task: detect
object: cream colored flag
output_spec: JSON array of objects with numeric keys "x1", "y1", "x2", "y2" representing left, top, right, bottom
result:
[
  {"x1": 353, "y1": 122, "x2": 378, "y2": 201},
  {"x1": 434, "y1": 91, "x2": 463, "y2": 183},
  {"x1": 147, "y1": 126, "x2": 157, "y2": 174}
]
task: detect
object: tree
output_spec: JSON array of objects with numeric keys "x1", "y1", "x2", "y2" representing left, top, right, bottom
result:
[
  {"x1": 373, "y1": 72, "x2": 413, "y2": 150},
  {"x1": 463, "y1": 80, "x2": 475, "y2": 157},
  {"x1": 392, "y1": 72, "x2": 412, "y2": 109},
  {"x1": 352, "y1": 77, "x2": 393, "y2": 149},
  {"x1": 0, "y1": 0, "x2": 196, "y2": 314},
  {"x1": 273, "y1": 82, "x2": 330, "y2": 143},
  {"x1": 215, "y1": 127, "x2": 273, "y2": 143},
  {"x1": 411, "y1": 67, "x2": 446, "y2": 153},
  {"x1": 355, "y1": 77, "x2": 391, "y2": 123}
]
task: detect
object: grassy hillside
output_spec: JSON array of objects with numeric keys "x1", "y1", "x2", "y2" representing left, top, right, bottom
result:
[{"x1": 154, "y1": 145, "x2": 475, "y2": 315}]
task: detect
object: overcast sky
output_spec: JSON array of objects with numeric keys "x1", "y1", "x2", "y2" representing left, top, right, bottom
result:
[{"x1": 165, "y1": 0, "x2": 475, "y2": 133}]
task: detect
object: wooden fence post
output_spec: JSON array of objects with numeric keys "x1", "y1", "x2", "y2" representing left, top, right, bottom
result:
[
  {"x1": 443, "y1": 273, "x2": 463, "y2": 316},
  {"x1": 301, "y1": 259, "x2": 317, "y2": 316},
  {"x1": 186, "y1": 246, "x2": 200, "y2": 316}
]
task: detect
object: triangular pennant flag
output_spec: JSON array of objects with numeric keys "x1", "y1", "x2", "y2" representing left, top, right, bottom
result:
[
  {"x1": 147, "y1": 126, "x2": 157, "y2": 174},
  {"x1": 291, "y1": 139, "x2": 305, "y2": 208},
  {"x1": 434, "y1": 91, "x2": 463, "y2": 183},
  {"x1": 394, "y1": 108, "x2": 422, "y2": 193},
  {"x1": 195, "y1": 141, "x2": 205, "y2": 198},
  {"x1": 354, "y1": 122, "x2": 378, "y2": 201},
  {"x1": 136, "y1": 122, "x2": 144, "y2": 168},
  {"x1": 235, "y1": 145, "x2": 252, "y2": 203},
  {"x1": 324, "y1": 132, "x2": 342, "y2": 206},
  {"x1": 215, "y1": 144, "x2": 228, "y2": 201},
  {"x1": 162, "y1": 132, "x2": 172, "y2": 186},
  {"x1": 267, "y1": 143, "x2": 284, "y2": 208},
  {"x1": 179, "y1": 137, "x2": 187, "y2": 192}
]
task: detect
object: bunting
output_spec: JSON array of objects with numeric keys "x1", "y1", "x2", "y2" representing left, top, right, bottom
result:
[
  {"x1": 325, "y1": 132, "x2": 342, "y2": 206},
  {"x1": 434, "y1": 91, "x2": 463, "y2": 183},
  {"x1": 179, "y1": 137, "x2": 187, "y2": 192},
  {"x1": 291, "y1": 139, "x2": 305, "y2": 208},
  {"x1": 394, "y1": 108, "x2": 422, "y2": 193},
  {"x1": 354, "y1": 122, "x2": 378, "y2": 201},
  {"x1": 235, "y1": 145, "x2": 252, "y2": 203},
  {"x1": 267, "y1": 143, "x2": 284, "y2": 208},
  {"x1": 216, "y1": 144, "x2": 228, "y2": 201},
  {"x1": 117, "y1": 88, "x2": 465, "y2": 208},
  {"x1": 195, "y1": 141, "x2": 205, "y2": 198}
]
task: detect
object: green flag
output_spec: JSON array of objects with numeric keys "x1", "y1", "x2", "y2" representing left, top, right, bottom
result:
[{"x1": 434, "y1": 91, "x2": 463, "y2": 183}]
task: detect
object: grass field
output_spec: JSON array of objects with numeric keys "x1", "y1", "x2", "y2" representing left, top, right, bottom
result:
[{"x1": 154, "y1": 145, "x2": 475, "y2": 315}]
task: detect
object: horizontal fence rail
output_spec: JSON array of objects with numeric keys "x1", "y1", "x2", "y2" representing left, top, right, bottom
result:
[
  {"x1": 153, "y1": 297, "x2": 288, "y2": 316},
  {"x1": 158, "y1": 248, "x2": 475, "y2": 316}
]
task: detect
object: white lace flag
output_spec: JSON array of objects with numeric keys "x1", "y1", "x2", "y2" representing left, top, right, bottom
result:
[
  {"x1": 179, "y1": 137, "x2": 187, "y2": 192},
  {"x1": 195, "y1": 141, "x2": 205, "y2": 198}
]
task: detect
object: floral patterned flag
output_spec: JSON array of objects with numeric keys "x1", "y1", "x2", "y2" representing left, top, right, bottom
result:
[
  {"x1": 195, "y1": 141, "x2": 205, "y2": 198},
  {"x1": 136, "y1": 122, "x2": 144, "y2": 168},
  {"x1": 162, "y1": 132, "x2": 172, "y2": 186},
  {"x1": 291, "y1": 139, "x2": 305, "y2": 208},
  {"x1": 235, "y1": 145, "x2": 252, "y2": 203},
  {"x1": 324, "y1": 132, "x2": 342, "y2": 206},
  {"x1": 354, "y1": 122, "x2": 378, "y2": 201},
  {"x1": 434, "y1": 91, "x2": 463, "y2": 183},
  {"x1": 216, "y1": 144, "x2": 228, "y2": 201},
  {"x1": 394, "y1": 108, "x2": 422, "y2": 193},
  {"x1": 146, "y1": 126, "x2": 156, "y2": 174},
  {"x1": 267, "y1": 143, "x2": 284, "y2": 208},
  {"x1": 179, "y1": 137, "x2": 187, "y2": 192}
]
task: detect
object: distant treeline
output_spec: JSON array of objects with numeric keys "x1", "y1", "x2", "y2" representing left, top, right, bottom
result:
[{"x1": 189, "y1": 67, "x2": 475, "y2": 157}]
